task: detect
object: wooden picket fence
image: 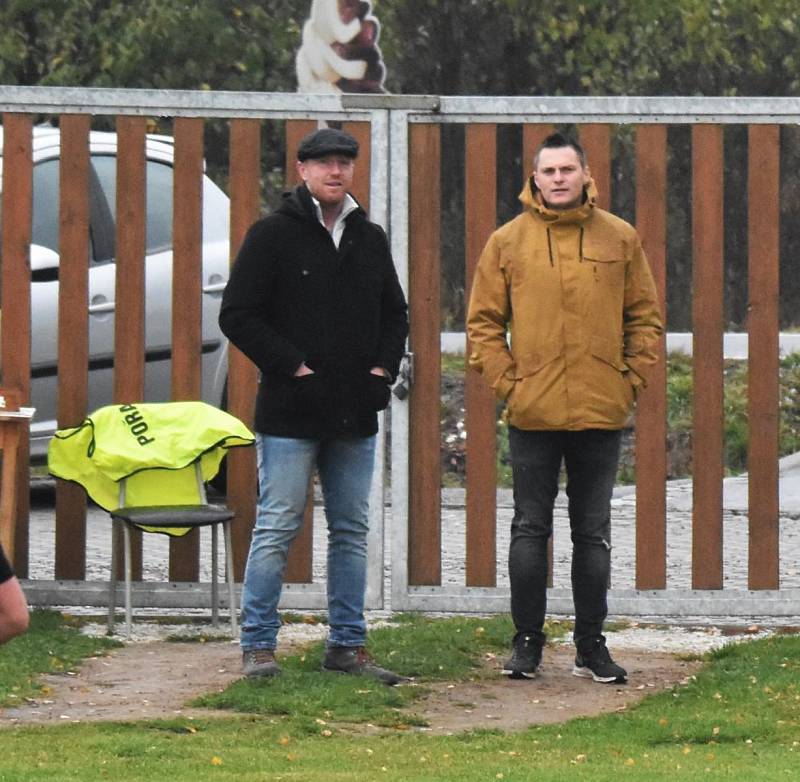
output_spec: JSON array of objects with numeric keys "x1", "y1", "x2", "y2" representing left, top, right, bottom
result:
[{"x1": 0, "y1": 88, "x2": 794, "y2": 616}]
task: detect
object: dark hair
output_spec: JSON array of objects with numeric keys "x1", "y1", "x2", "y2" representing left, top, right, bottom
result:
[{"x1": 533, "y1": 132, "x2": 587, "y2": 170}]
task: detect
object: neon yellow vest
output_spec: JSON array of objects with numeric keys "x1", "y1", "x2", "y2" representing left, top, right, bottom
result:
[{"x1": 48, "y1": 402, "x2": 254, "y2": 515}]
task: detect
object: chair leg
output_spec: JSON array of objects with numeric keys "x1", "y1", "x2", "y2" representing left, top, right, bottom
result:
[
  {"x1": 108, "y1": 520, "x2": 119, "y2": 634},
  {"x1": 224, "y1": 520, "x2": 238, "y2": 639},
  {"x1": 124, "y1": 523, "x2": 133, "y2": 639},
  {"x1": 211, "y1": 524, "x2": 219, "y2": 627}
]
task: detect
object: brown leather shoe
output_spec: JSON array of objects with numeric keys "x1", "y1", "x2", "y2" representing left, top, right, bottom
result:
[
  {"x1": 322, "y1": 645, "x2": 407, "y2": 685},
  {"x1": 242, "y1": 649, "x2": 281, "y2": 678}
]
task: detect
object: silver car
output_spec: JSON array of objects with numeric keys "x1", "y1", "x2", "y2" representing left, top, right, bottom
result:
[{"x1": 0, "y1": 125, "x2": 231, "y2": 462}]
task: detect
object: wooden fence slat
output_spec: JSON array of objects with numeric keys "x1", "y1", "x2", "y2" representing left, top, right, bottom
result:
[
  {"x1": 747, "y1": 124, "x2": 780, "y2": 590},
  {"x1": 55, "y1": 114, "x2": 91, "y2": 581},
  {"x1": 582, "y1": 122, "x2": 614, "y2": 588},
  {"x1": 578, "y1": 124, "x2": 611, "y2": 211},
  {"x1": 281, "y1": 119, "x2": 318, "y2": 583},
  {"x1": 342, "y1": 121, "x2": 371, "y2": 213},
  {"x1": 227, "y1": 119, "x2": 261, "y2": 581},
  {"x1": 634, "y1": 125, "x2": 668, "y2": 589},
  {"x1": 0, "y1": 113, "x2": 33, "y2": 574},
  {"x1": 169, "y1": 117, "x2": 204, "y2": 582},
  {"x1": 522, "y1": 124, "x2": 556, "y2": 585},
  {"x1": 114, "y1": 117, "x2": 147, "y2": 402},
  {"x1": 691, "y1": 125, "x2": 725, "y2": 589},
  {"x1": 285, "y1": 120, "x2": 318, "y2": 187},
  {"x1": 464, "y1": 123, "x2": 497, "y2": 587},
  {"x1": 522, "y1": 124, "x2": 556, "y2": 179},
  {"x1": 408, "y1": 123, "x2": 442, "y2": 585},
  {"x1": 284, "y1": 487, "x2": 316, "y2": 584},
  {"x1": 113, "y1": 115, "x2": 148, "y2": 581}
]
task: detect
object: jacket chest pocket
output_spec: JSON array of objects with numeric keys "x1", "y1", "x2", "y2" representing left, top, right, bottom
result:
[{"x1": 583, "y1": 246, "x2": 627, "y2": 291}]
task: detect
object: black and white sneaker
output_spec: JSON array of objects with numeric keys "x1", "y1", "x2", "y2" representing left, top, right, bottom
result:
[
  {"x1": 502, "y1": 633, "x2": 543, "y2": 679},
  {"x1": 573, "y1": 637, "x2": 627, "y2": 684}
]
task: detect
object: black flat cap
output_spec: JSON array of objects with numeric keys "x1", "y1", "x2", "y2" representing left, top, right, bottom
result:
[{"x1": 297, "y1": 128, "x2": 359, "y2": 161}]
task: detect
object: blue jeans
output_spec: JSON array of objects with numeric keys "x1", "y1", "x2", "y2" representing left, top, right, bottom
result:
[
  {"x1": 507, "y1": 427, "x2": 622, "y2": 652},
  {"x1": 240, "y1": 433, "x2": 376, "y2": 651}
]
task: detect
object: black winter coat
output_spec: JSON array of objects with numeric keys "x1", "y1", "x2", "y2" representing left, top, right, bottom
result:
[{"x1": 219, "y1": 184, "x2": 409, "y2": 439}]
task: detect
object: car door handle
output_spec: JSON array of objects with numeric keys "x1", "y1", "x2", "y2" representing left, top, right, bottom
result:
[
  {"x1": 203, "y1": 274, "x2": 227, "y2": 295},
  {"x1": 89, "y1": 294, "x2": 115, "y2": 315}
]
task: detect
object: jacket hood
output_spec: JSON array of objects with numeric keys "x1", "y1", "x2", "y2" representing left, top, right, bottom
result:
[
  {"x1": 519, "y1": 175, "x2": 598, "y2": 225},
  {"x1": 277, "y1": 183, "x2": 366, "y2": 222}
]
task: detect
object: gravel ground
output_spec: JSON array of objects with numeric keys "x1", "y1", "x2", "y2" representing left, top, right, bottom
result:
[{"x1": 74, "y1": 615, "x2": 779, "y2": 656}]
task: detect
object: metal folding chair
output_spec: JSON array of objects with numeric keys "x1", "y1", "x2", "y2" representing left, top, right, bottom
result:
[
  {"x1": 47, "y1": 400, "x2": 254, "y2": 640},
  {"x1": 108, "y1": 460, "x2": 238, "y2": 638}
]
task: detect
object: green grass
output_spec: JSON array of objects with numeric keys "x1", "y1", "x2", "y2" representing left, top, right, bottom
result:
[
  {"x1": 1, "y1": 615, "x2": 798, "y2": 780},
  {"x1": 0, "y1": 610, "x2": 120, "y2": 707},
  {"x1": 668, "y1": 352, "x2": 800, "y2": 475},
  {"x1": 441, "y1": 353, "x2": 466, "y2": 374}
]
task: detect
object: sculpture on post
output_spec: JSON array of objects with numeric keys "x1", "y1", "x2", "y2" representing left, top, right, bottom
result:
[{"x1": 296, "y1": 0, "x2": 386, "y2": 94}]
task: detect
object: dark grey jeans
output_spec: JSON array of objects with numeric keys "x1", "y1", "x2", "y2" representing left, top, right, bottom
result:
[{"x1": 507, "y1": 427, "x2": 622, "y2": 652}]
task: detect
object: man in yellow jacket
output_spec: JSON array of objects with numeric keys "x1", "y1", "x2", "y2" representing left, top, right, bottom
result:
[{"x1": 467, "y1": 132, "x2": 662, "y2": 684}]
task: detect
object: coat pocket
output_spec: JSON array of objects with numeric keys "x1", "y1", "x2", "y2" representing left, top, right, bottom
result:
[
  {"x1": 505, "y1": 338, "x2": 565, "y2": 426},
  {"x1": 293, "y1": 373, "x2": 335, "y2": 418},
  {"x1": 583, "y1": 240, "x2": 627, "y2": 291},
  {"x1": 513, "y1": 338, "x2": 564, "y2": 379},
  {"x1": 589, "y1": 335, "x2": 626, "y2": 372},
  {"x1": 589, "y1": 335, "x2": 634, "y2": 412}
]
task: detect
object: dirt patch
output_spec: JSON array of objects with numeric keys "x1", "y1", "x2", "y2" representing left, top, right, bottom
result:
[
  {"x1": 1, "y1": 640, "x2": 243, "y2": 725},
  {"x1": 411, "y1": 644, "x2": 702, "y2": 734},
  {"x1": 1, "y1": 637, "x2": 702, "y2": 732}
]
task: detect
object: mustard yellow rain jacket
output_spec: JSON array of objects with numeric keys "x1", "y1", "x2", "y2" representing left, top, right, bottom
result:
[{"x1": 467, "y1": 177, "x2": 663, "y2": 431}]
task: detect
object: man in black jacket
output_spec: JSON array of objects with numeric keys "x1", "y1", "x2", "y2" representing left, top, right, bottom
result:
[{"x1": 220, "y1": 128, "x2": 408, "y2": 683}]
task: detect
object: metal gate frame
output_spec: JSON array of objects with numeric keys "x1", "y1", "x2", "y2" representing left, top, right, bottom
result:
[
  {"x1": 0, "y1": 86, "x2": 394, "y2": 611},
  {"x1": 383, "y1": 94, "x2": 800, "y2": 618}
]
